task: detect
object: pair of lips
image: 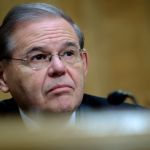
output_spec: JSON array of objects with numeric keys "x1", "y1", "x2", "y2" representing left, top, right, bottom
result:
[{"x1": 49, "y1": 84, "x2": 73, "y2": 93}]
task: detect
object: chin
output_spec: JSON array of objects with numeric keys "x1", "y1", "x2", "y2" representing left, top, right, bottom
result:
[
  {"x1": 59, "y1": 105, "x2": 75, "y2": 112},
  {"x1": 40, "y1": 94, "x2": 81, "y2": 113},
  {"x1": 54, "y1": 101, "x2": 75, "y2": 113},
  {"x1": 43, "y1": 106, "x2": 74, "y2": 113},
  {"x1": 41, "y1": 101, "x2": 76, "y2": 113}
]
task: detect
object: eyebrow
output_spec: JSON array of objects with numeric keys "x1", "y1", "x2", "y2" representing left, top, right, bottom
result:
[
  {"x1": 26, "y1": 46, "x2": 46, "y2": 55},
  {"x1": 25, "y1": 41, "x2": 79, "y2": 55},
  {"x1": 63, "y1": 41, "x2": 79, "y2": 48}
]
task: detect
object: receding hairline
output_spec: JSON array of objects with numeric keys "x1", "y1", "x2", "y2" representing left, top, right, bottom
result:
[
  {"x1": 0, "y1": 3, "x2": 84, "y2": 60},
  {"x1": 8, "y1": 15, "x2": 80, "y2": 52}
]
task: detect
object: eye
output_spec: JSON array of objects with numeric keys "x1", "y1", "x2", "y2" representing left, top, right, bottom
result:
[
  {"x1": 62, "y1": 50, "x2": 76, "y2": 57},
  {"x1": 30, "y1": 53, "x2": 48, "y2": 61}
]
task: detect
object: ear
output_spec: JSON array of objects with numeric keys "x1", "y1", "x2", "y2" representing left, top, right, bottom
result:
[
  {"x1": 81, "y1": 48, "x2": 88, "y2": 76},
  {"x1": 0, "y1": 62, "x2": 9, "y2": 93}
]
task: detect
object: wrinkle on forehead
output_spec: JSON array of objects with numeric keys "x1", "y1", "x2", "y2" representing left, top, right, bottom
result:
[{"x1": 9, "y1": 17, "x2": 79, "y2": 54}]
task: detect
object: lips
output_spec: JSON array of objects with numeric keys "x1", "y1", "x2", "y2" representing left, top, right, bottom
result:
[{"x1": 48, "y1": 84, "x2": 73, "y2": 94}]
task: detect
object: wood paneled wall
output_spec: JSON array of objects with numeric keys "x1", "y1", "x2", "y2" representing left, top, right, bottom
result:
[{"x1": 0, "y1": 0, "x2": 150, "y2": 107}]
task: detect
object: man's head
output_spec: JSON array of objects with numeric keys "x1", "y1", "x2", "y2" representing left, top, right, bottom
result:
[{"x1": 0, "y1": 3, "x2": 88, "y2": 113}]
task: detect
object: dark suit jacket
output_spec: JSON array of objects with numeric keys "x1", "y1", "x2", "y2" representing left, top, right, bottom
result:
[{"x1": 0, "y1": 93, "x2": 145, "y2": 117}]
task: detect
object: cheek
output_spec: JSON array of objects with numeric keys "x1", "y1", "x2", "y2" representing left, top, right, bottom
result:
[
  {"x1": 6, "y1": 66, "x2": 45, "y2": 97},
  {"x1": 23, "y1": 71, "x2": 45, "y2": 95},
  {"x1": 68, "y1": 63, "x2": 85, "y2": 88}
]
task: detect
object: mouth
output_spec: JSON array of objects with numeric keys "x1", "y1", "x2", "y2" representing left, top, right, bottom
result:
[{"x1": 48, "y1": 84, "x2": 73, "y2": 95}]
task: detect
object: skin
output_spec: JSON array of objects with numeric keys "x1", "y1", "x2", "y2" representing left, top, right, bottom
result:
[{"x1": 0, "y1": 17, "x2": 88, "y2": 114}]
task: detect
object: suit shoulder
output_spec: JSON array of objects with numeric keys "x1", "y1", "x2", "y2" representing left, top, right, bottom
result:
[
  {"x1": 81, "y1": 93, "x2": 147, "y2": 110},
  {"x1": 81, "y1": 94, "x2": 109, "y2": 108},
  {"x1": 0, "y1": 98, "x2": 19, "y2": 114}
]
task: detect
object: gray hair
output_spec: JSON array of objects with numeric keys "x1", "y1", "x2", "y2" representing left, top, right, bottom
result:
[{"x1": 0, "y1": 3, "x2": 84, "y2": 60}]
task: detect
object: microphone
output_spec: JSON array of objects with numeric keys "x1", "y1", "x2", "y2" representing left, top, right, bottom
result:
[{"x1": 107, "y1": 90, "x2": 137, "y2": 105}]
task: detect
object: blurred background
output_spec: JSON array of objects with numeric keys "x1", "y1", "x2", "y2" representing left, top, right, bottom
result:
[{"x1": 0, "y1": 0, "x2": 150, "y2": 107}]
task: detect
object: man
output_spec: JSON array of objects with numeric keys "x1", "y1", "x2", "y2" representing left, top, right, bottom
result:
[{"x1": 0, "y1": 3, "x2": 145, "y2": 125}]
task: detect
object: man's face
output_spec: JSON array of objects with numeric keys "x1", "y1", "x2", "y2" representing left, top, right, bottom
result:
[{"x1": 2, "y1": 17, "x2": 88, "y2": 113}]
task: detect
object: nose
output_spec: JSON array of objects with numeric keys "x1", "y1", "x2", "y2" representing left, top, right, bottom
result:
[{"x1": 47, "y1": 55, "x2": 66, "y2": 77}]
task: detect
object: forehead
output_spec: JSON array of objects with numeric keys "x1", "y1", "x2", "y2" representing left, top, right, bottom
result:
[{"x1": 10, "y1": 17, "x2": 79, "y2": 54}]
